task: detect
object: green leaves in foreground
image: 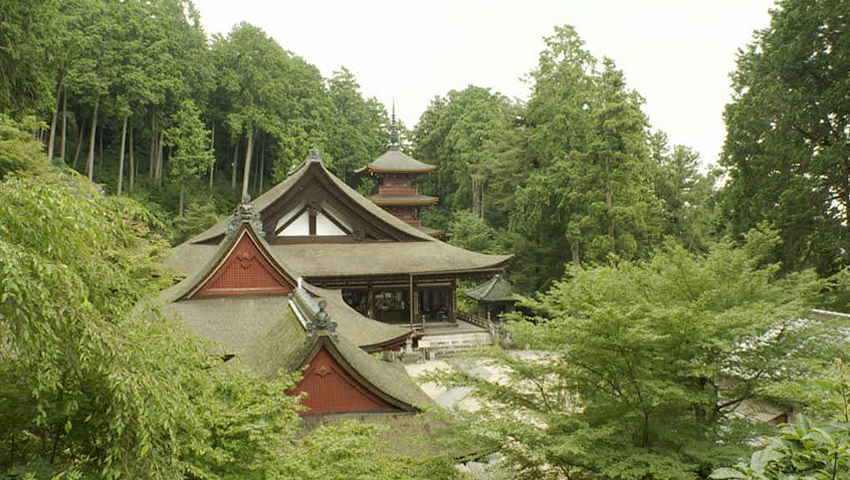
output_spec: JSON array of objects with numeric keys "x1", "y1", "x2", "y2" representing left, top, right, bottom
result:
[{"x1": 712, "y1": 360, "x2": 850, "y2": 479}]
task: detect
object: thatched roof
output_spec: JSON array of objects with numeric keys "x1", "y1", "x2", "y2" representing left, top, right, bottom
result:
[
  {"x1": 465, "y1": 274, "x2": 517, "y2": 303},
  {"x1": 167, "y1": 150, "x2": 510, "y2": 279},
  {"x1": 187, "y1": 154, "x2": 433, "y2": 244},
  {"x1": 295, "y1": 333, "x2": 435, "y2": 412},
  {"x1": 165, "y1": 241, "x2": 511, "y2": 279}
]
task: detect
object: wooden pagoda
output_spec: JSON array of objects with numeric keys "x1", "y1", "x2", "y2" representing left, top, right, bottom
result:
[{"x1": 357, "y1": 113, "x2": 441, "y2": 237}]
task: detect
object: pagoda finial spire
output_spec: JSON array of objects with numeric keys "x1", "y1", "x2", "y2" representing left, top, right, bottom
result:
[{"x1": 389, "y1": 100, "x2": 400, "y2": 151}]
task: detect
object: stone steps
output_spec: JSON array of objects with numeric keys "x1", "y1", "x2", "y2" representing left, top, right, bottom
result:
[{"x1": 416, "y1": 330, "x2": 493, "y2": 358}]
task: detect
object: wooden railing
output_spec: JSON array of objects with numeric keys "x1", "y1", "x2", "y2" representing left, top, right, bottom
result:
[
  {"x1": 456, "y1": 311, "x2": 488, "y2": 329},
  {"x1": 456, "y1": 311, "x2": 505, "y2": 344}
]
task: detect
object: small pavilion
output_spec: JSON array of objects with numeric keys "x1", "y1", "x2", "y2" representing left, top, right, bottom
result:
[{"x1": 464, "y1": 274, "x2": 518, "y2": 320}]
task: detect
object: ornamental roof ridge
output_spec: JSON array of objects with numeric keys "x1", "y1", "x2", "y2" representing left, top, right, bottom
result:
[{"x1": 226, "y1": 194, "x2": 264, "y2": 238}]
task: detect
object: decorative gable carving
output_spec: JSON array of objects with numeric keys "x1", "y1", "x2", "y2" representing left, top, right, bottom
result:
[
  {"x1": 292, "y1": 346, "x2": 394, "y2": 413},
  {"x1": 193, "y1": 230, "x2": 294, "y2": 297}
]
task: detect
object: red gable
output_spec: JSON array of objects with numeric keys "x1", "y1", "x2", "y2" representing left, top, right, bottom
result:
[
  {"x1": 194, "y1": 229, "x2": 294, "y2": 297},
  {"x1": 293, "y1": 346, "x2": 394, "y2": 413}
]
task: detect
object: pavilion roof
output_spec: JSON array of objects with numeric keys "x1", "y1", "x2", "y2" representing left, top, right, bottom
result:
[
  {"x1": 166, "y1": 241, "x2": 510, "y2": 279},
  {"x1": 465, "y1": 274, "x2": 517, "y2": 303}
]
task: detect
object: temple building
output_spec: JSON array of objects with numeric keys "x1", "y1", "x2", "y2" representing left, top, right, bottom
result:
[
  {"x1": 156, "y1": 201, "x2": 432, "y2": 414},
  {"x1": 161, "y1": 148, "x2": 510, "y2": 414},
  {"x1": 357, "y1": 115, "x2": 440, "y2": 237},
  {"x1": 167, "y1": 148, "x2": 510, "y2": 329}
]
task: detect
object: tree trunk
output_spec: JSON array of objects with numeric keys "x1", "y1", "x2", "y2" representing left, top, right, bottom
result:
[
  {"x1": 47, "y1": 83, "x2": 62, "y2": 163},
  {"x1": 241, "y1": 128, "x2": 254, "y2": 199},
  {"x1": 117, "y1": 116, "x2": 128, "y2": 195},
  {"x1": 72, "y1": 119, "x2": 84, "y2": 168},
  {"x1": 129, "y1": 119, "x2": 135, "y2": 192},
  {"x1": 155, "y1": 131, "x2": 164, "y2": 187},
  {"x1": 252, "y1": 131, "x2": 261, "y2": 194},
  {"x1": 208, "y1": 120, "x2": 215, "y2": 190},
  {"x1": 179, "y1": 185, "x2": 185, "y2": 216},
  {"x1": 149, "y1": 110, "x2": 156, "y2": 179},
  {"x1": 231, "y1": 137, "x2": 240, "y2": 190},
  {"x1": 59, "y1": 91, "x2": 67, "y2": 163},
  {"x1": 571, "y1": 239, "x2": 581, "y2": 267},
  {"x1": 606, "y1": 182, "x2": 614, "y2": 238},
  {"x1": 97, "y1": 124, "x2": 103, "y2": 167},
  {"x1": 258, "y1": 132, "x2": 265, "y2": 193},
  {"x1": 86, "y1": 98, "x2": 99, "y2": 181}
]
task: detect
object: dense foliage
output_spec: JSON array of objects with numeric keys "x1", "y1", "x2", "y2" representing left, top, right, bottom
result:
[
  {"x1": 721, "y1": 0, "x2": 850, "y2": 277},
  {"x1": 431, "y1": 229, "x2": 842, "y2": 478},
  {"x1": 712, "y1": 360, "x2": 850, "y2": 479}
]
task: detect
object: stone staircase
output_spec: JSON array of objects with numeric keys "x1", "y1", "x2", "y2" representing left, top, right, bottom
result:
[{"x1": 415, "y1": 319, "x2": 493, "y2": 358}]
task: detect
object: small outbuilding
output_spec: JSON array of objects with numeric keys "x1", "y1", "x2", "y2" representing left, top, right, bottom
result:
[{"x1": 464, "y1": 274, "x2": 518, "y2": 320}]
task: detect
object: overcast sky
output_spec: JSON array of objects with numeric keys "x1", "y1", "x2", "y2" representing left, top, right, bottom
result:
[{"x1": 192, "y1": 0, "x2": 776, "y2": 166}]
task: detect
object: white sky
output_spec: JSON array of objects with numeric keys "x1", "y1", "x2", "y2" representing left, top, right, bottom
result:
[{"x1": 193, "y1": 0, "x2": 776, "y2": 166}]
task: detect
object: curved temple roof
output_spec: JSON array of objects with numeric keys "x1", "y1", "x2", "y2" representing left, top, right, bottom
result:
[{"x1": 172, "y1": 150, "x2": 511, "y2": 279}]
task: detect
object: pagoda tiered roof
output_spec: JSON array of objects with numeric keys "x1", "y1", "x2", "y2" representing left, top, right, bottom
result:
[{"x1": 359, "y1": 149, "x2": 436, "y2": 174}]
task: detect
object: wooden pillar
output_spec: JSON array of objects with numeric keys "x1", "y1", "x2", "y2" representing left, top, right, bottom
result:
[
  {"x1": 409, "y1": 274, "x2": 415, "y2": 329},
  {"x1": 367, "y1": 285, "x2": 375, "y2": 320},
  {"x1": 450, "y1": 279, "x2": 457, "y2": 323}
]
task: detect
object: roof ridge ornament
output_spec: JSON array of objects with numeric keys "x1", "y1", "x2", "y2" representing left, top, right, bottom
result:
[
  {"x1": 290, "y1": 285, "x2": 339, "y2": 339},
  {"x1": 225, "y1": 194, "x2": 264, "y2": 238},
  {"x1": 308, "y1": 147, "x2": 323, "y2": 162},
  {"x1": 306, "y1": 299, "x2": 338, "y2": 339}
]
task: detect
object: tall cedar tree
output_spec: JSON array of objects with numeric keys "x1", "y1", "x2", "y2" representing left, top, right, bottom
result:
[{"x1": 721, "y1": 0, "x2": 850, "y2": 276}]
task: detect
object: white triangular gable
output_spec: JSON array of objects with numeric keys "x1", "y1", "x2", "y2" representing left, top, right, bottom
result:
[{"x1": 277, "y1": 208, "x2": 350, "y2": 237}]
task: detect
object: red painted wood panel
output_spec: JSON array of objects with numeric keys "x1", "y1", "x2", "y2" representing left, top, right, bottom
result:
[
  {"x1": 292, "y1": 347, "x2": 393, "y2": 413},
  {"x1": 196, "y1": 234, "x2": 293, "y2": 296}
]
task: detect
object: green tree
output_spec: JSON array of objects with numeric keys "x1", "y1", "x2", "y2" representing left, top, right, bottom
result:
[
  {"x1": 650, "y1": 131, "x2": 720, "y2": 251},
  {"x1": 0, "y1": 0, "x2": 60, "y2": 116},
  {"x1": 166, "y1": 98, "x2": 214, "y2": 215},
  {"x1": 413, "y1": 85, "x2": 517, "y2": 221},
  {"x1": 511, "y1": 30, "x2": 662, "y2": 290},
  {"x1": 433, "y1": 228, "x2": 839, "y2": 479},
  {"x1": 446, "y1": 210, "x2": 504, "y2": 254},
  {"x1": 721, "y1": 0, "x2": 850, "y2": 276},
  {"x1": 211, "y1": 22, "x2": 333, "y2": 194},
  {"x1": 325, "y1": 67, "x2": 388, "y2": 185}
]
